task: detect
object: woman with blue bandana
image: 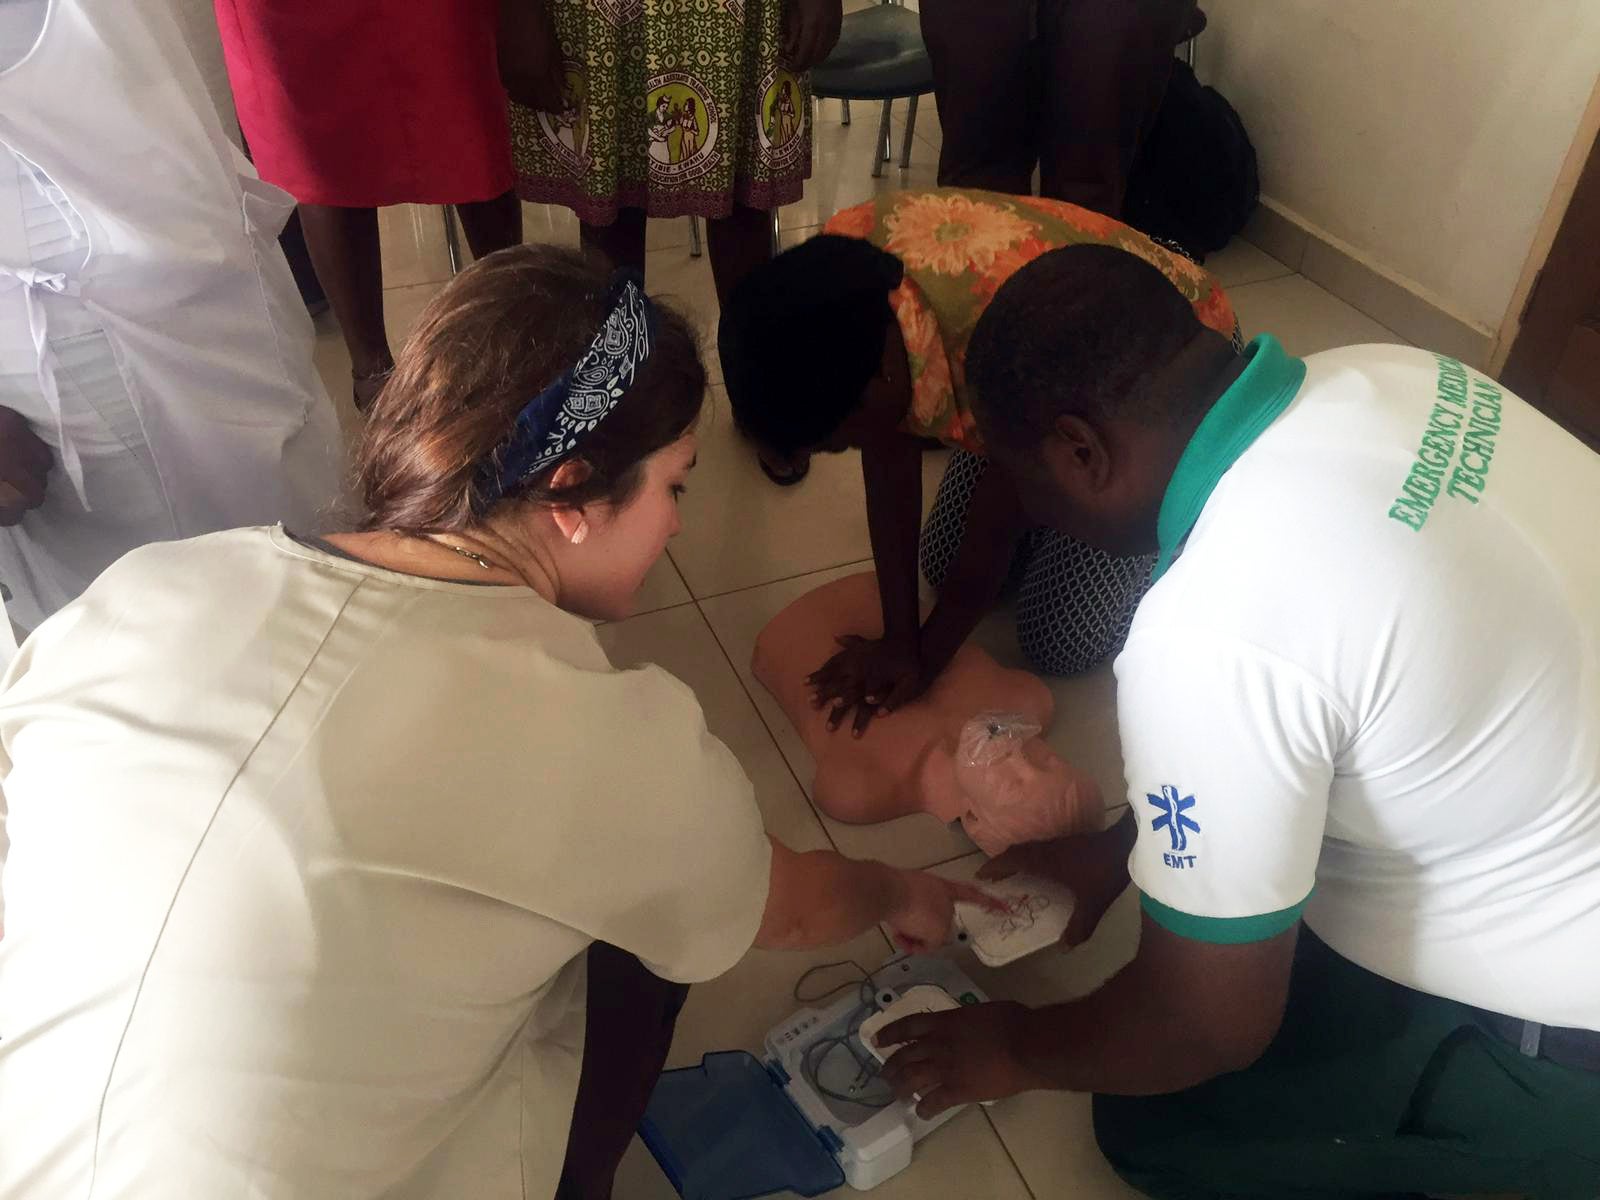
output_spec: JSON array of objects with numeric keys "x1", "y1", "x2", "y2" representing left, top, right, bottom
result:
[{"x1": 0, "y1": 245, "x2": 991, "y2": 1200}]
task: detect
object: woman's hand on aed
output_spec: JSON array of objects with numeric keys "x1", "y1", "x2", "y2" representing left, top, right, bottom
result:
[
  {"x1": 808, "y1": 633, "x2": 927, "y2": 737},
  {"x1": 879, "y1": 1001, "x2": 1045, "y2": 1118},
  {"x1": 886, "y1": 871, "x2": 1005, "y2": 955}
]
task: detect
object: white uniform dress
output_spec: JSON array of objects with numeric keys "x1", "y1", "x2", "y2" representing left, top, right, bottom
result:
[
  {"x1": 0, "y1": 0, "x2": 338, "y2": 633},
  {"x1": 0, "y1": 528, "x2": 771, "y2": 1198}
]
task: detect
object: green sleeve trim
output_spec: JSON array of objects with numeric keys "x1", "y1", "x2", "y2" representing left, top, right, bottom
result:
[{"x1": 1140, "y1": 890, "x2": 1309, "y2": 945}]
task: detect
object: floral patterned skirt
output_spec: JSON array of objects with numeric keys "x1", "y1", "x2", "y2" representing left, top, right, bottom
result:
[{"x1": 511, "y1": 0, "x2": 812, "y2": 225}]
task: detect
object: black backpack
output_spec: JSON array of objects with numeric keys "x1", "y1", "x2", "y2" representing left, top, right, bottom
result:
[{"x1": 1125, "y1": 60, "x2": 1259, "y2": 263}]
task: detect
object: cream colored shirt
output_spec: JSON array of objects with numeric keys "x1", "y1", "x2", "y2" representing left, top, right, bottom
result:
[{"x1": 0, "y1": 526, "x2": 771, "y2": 1199}]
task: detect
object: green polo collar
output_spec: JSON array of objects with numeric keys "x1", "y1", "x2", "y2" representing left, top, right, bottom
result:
[{"x1": 1152, "y1": 334, "x2": 1306, "y2": 581}]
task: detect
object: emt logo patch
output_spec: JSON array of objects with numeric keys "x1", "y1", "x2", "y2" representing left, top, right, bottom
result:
[{"x1": 1149, "y1": 784, "x2": 1201, "y2": 869}]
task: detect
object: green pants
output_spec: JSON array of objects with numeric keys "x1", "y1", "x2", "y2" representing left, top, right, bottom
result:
[{"x1": 1094, "y1": 931, "x2": 1600, "y2": 1200}]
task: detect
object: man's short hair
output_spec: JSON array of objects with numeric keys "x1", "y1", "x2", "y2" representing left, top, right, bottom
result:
[{"x1": 968, "y1": 244, "x2": 1208, "y2": 452}]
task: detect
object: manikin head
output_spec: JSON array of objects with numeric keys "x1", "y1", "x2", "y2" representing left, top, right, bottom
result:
[{"x1": 952, "y1": 713, "x2": 1102, "y2": 856}]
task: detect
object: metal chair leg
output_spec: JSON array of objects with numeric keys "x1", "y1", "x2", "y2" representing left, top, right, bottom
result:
[
  {"x1": 841, "y1": 97, "x2": 851, "y2": 126},
  {"x1": 871, "y1": 99, "x2": 893, "y2": 178},
  {"x1": 901, "y1": 94, "x2": 919, "y2": 168},
  {"x1": 443, "y1": 205, "x2": 463, "y2": 275},
  {"x1": 688, "y1": 214, "x2": 703, "y2": 258}
]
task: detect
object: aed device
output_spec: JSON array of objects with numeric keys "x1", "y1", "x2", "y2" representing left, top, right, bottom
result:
[{"x1": 639, "y1": 955, "x2": 985, "y2": 1195}]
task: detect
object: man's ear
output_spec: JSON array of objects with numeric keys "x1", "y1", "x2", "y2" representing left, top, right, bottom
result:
[{"x1": 1046, "y1": 414, "x2": 1114, "y2": 494}]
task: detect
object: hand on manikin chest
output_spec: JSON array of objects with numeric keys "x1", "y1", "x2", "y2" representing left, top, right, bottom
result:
[{"x1": 752, "y1": 572, "x2": 1102, "y2": 854}]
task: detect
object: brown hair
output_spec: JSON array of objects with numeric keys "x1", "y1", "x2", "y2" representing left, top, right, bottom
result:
[{"x1": 355, "y1": 244, "x2": 705, "y2": 533}]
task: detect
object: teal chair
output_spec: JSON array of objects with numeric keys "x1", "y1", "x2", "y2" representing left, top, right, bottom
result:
[{"x1": 810, "y1": 0, "x2": 933, "y2": 178}]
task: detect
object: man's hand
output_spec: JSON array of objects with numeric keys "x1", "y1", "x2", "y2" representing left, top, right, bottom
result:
[
  {"x1": 808, "y1": 633, "x2": 926, "y2": 737},
  {"x1": 782, "y1": 0, "x2": 843, "y2": 71},
  {"x1": 979, "y1": 813, "x2": 1136, "y2": 948},
  {"x1": 879, "y1": 1001, "x2": 1045, "y2": 1118},
  {"x1": 498, "y1": 0, "x2": 567, "y2": 112},
  {"x1": 0, "y1": 407, "x2": 50, "y2": 526}
]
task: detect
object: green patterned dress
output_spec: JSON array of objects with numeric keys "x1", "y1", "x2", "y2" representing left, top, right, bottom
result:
[{"x1": 511, "y1": 0, "x2": 811, "y2": 223}]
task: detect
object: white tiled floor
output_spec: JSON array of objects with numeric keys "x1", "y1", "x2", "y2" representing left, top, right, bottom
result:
[{"x1": 312, "y1": 95, "x2": 1411, "y2": 1200}]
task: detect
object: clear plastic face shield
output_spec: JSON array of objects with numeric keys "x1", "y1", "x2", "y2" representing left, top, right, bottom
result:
[{"x1": 953, "y1": 712, "x2": 1101, "y2": 856}]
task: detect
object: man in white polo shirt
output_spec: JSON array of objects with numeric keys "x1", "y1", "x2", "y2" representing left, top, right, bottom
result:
[{"x1": 875, "y1": 244, "x2": 1600, "y2": 1199}]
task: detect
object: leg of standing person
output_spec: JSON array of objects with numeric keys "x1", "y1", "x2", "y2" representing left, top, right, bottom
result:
[
  {"x1": 919, "y1": 0, "x2": 1039, "y2": 193},
  {"x1": 298, "y1": 204, "x2": 392, "y2": 409},
  {"x1": 1036, "y1": 0, "x2": 1195, "y2": 216},
  {"x1": 1092, "y1": 930, "x2": 1600, "y2": 1200},
  {"x1": 555, "y1": 942, "x2": 690, "y2": 1200},
  {"x1": 455, "y1": 188, "x2": 524, "y2": 261},
  {"x1": 705, "y1": 203, "x2": 774, "y2": 307},
  {"x1": 580, "y1": 209, "x2": 648, "y2": 276},
  {"x1": 278, "y1": 208, "x2": 327, "y2": 315}
]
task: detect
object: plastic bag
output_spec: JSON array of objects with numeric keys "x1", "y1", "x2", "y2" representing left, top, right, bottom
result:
[{"x1": 954, "y1": 712, "x2": 1102, "y2": 856}]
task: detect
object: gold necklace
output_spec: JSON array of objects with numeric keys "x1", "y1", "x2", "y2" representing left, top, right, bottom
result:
[{"x1": 426, "y1": 535, "x2": 495, "y2": 571}]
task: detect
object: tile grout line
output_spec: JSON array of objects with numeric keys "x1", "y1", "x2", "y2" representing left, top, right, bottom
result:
[
  {"x1": 1225, "y1": 271, "x2": 1412, "y2": 347},
  {"x1": 687, "y1": 598, "x2": 898, "y2": 975},
  {"x1": 983, "y1": 1105, "x2": 1041, "y2": 1200},
  {"x1": 676, "y1": 557, "x2": 875, "y2": 608},
  {"x1": 689, "y1": 595, "x2": 845, "y2": 858}
]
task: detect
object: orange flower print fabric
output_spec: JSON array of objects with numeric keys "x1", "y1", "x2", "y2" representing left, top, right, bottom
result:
[
  {"x1": 883, "y1": 192, "x2": 1038, "y2": 276},
  {"x1": 822, "y1": 189, "x2": 1237, "y2": 455}
]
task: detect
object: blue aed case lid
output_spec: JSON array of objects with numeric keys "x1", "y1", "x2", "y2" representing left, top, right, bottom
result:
[{"x1": 639, "y1": 1050, "x2": 846, "y2": 1200}]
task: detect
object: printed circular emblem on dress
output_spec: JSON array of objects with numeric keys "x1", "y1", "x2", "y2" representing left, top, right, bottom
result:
[
  {"x1": 645, "y1": 73, "x2": 721, "y2": 184},
  {"x1": 592, "y1": 0, "x2": 643, "y2": 24},
  {"x1": 536, "y1": 63, "x2": 593, "y2": 172},
  {"x1": 756, "y1": 67, "x2": 805, "y2": 170}
]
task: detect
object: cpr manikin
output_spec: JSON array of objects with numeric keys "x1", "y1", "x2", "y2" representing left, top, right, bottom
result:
[{"x1": 753, "y1": 572, "x2": 1102, "y2": 855}]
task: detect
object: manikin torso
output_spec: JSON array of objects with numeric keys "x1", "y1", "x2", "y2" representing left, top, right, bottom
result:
[{"x1": 753, "y1": 572, "x2": 1101, "y2": 854}]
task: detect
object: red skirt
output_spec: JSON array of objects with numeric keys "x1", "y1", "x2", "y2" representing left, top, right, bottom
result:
[{"x1": 214, "y1": 0, "x2": 513, "y2": 207}]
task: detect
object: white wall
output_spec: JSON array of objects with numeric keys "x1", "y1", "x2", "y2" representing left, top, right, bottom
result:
[{"x1": 1199, "y1": 0, "x2": 1600, "y2": 330}]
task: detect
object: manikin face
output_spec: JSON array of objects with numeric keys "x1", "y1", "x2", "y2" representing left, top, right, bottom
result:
[
  {"x1": 955, "y1": 726, "x2": 1089, "y2": 856},
  {"x1": 551, "y1": 434, "x2": 697, "y2": 622}
]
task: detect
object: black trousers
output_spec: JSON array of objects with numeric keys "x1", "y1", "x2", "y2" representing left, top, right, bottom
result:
[
  {"x1": 555, "y1": 943, "x2": 689, "y2": 1200},
  {"x1": 919, "y1": 0, "x2": 1196, "y2": 216}
]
